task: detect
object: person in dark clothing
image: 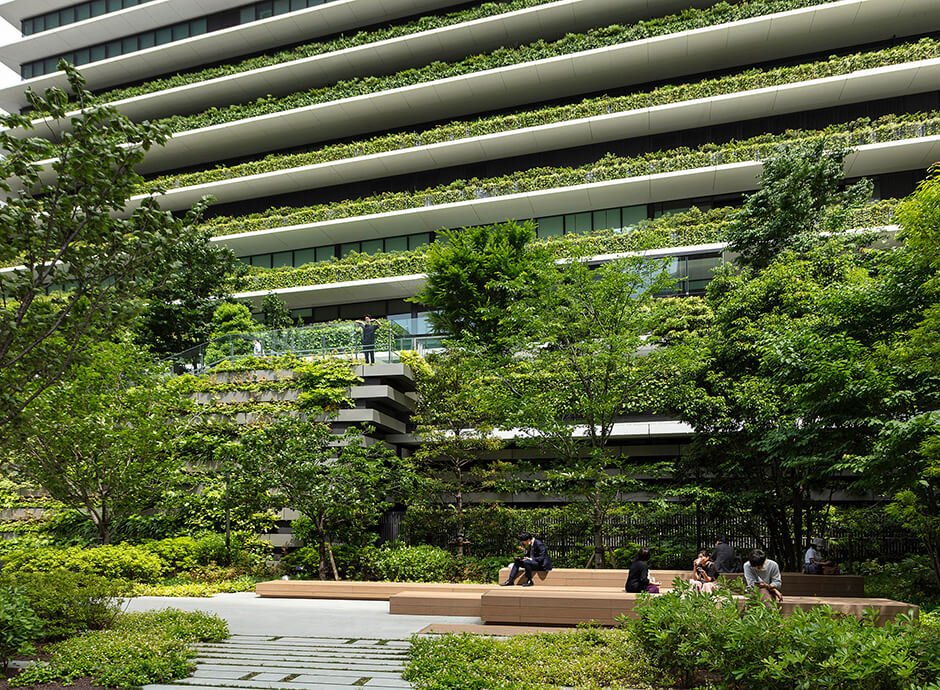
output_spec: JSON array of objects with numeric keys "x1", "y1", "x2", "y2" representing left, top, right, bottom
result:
[
  {"x1": 356, "y1": 315, "x2": 379, "y2": 364},
  {"x1": 501, "y1": 532, "x2": 552, "y2": 586},
  {"x1": 625, "y1": 547, "x2": 655, "y2": 593},
  {"x1": 712, "y1": 536, "x2": 739, "y2": 573}
]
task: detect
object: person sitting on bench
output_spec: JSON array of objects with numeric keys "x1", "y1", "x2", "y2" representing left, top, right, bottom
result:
[
  {"x1": 501, "y1": 532, "x2": 552, "y2": 587},
  {"x1": 744, "y1": 549, "x2": 783, "y2": 603}
]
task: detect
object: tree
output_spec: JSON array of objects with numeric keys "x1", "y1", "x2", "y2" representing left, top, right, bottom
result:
[
  {"x1": 406, "y1": 351, "x2": 504, "y2": 555},
  {"x1": 244, "y1": 418, "x2": 412, "y2": 579},
  {"x1": 0, "y1": 64, "x2": 205, "y2": 427},
  {"x1": 204, "y1": 302, "x2": 257, "y2": 365},
  {"x1": 413, "y1": 220, "x2": 553, "y2": 350},
  {"x1": 6, "y1": 341, "x2": 190, "y2": 544},
  {"x1": 135, "y1": 227, "x2": 244, "y2": 357},
  {"x1": 726, "y1": 139, "x2": 870, "y2": 270},
  {"x1": 261, "y1": 292, "x2": 295, "y2": 330},
  {"x1": 500, "y1": 256, "x2": 675, "y2": 567}
]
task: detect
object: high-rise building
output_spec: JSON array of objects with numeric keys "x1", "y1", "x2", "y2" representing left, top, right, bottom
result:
[{"x1": 1, "y1": 0, "x2": 938, "y2": 484}]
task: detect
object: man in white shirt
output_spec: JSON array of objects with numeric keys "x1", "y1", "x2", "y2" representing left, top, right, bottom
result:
[
  {"x1": 803, "y1": 542, "x2": 820, "y2": 574},
  {"x1": 743, "y1": 549, "x2": 783, "y2": 602}
]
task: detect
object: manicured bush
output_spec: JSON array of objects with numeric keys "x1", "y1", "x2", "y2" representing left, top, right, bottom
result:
[
  {"x1": 145, "y1": 37, "x2": 940, "y2": 193},
  {"x1": 0, "y1": 571, "x2": 127, "y2": 640},
  {"x1": 850, "y1": 556, "x2": 940, "y2": 610},
  {"x1": 405, "y1": 628, "x2": 653, "y2": 689},
  {"x1": 370, "y1": 544, "x2": 457, "y2": 582},
  {"x1": 10, "y1": 610, "x2": 228, "y2": 689},
  {"x1": 0, "y1": 586, "x2": 42, "y2": 673},
  {"x1": 198, "y1": 112, "x2": 920, "y2": 238},
  {"x1": 141, "y1": 536, "x2": 199, "y2": 572},
  {"x1": 1, "y1": 544, "x2": 166, "y2": 582}
]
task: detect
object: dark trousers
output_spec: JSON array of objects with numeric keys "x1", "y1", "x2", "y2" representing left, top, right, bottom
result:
[
  {"x1": 508, "y1": 558, "x2": 542, "y2": 583},
  {"x1": 362, "y1": 343, "x2": 375, "y2": 364}
]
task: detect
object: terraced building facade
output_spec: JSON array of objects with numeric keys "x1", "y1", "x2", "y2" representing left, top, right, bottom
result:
[{"x1": 1, "y1": 0, "x2": 938, "y2": 497}]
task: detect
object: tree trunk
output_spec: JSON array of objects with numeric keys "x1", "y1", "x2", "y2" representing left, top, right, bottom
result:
[
  {"x1": 316, "y1": 519, "x2": 331, "y2": 580},
  {"x1": 325, "y1": 538, "x2": 339, "y2": 581},
  {"x1": 592, "y1": 491, "x2": 606, "y2": 569},
  {"x1": 454, "y1": 462, "x2": 464, "y2": 557}
]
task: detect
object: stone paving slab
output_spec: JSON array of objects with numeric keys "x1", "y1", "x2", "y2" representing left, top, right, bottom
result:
[{"x1": 144, "y1": 634, "x2": 413, "y2": 690}]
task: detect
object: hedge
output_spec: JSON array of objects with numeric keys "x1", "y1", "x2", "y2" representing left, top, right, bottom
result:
[
  {"x1": 153, "y1": 0, "x2": 832, "y2": 135},
  {"x1": 199, "y1": 110, "x2": 926, "y2": 237},
  {"x1": 2, "y1": 544, "x2": 166, "y2": 582},
  {"x1": 229, "y1": 200, "x2": 898, "y2": 293},
  {"x1": 142, "y1": 37, "x2": 940, "y2": 193}
]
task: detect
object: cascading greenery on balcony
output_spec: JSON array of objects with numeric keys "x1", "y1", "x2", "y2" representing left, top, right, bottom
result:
[
  {"x1": 229, "y1": 199, "x2": 898, "y2": 293},
  {"x1": 140, "y1": 38, "x2": 940, "y2": 194},
  {"x1": 150, "y1": 0, "x2": 833, "y2": 135},
  {"x1": 198, "y1": 111, "x2": 931, "y2": 237}
]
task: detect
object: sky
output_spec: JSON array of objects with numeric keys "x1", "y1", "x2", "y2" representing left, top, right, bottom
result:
[{"x1": 0, "y1": 19, "x2": 21, "y2": 90}]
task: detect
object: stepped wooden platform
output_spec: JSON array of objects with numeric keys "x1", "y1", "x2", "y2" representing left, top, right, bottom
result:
[
  {"x1": 497, "y1": 567, "x2": 865, "y2": 597},
  {"x1": 255, "y1": 570, "x2": 908, "y2": 627}
]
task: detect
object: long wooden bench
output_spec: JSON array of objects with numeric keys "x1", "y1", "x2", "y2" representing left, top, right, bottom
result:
[
  {"x1": 389, "y1": 590, "x2": 484, "y2": 617},
  {"x1": 497, "y1": 567, "x2": 865, "y2": 597},
  {"x1": 255, "y1": 579, "x2": 496, "y2": 600},
  {"x1": 480, "y1": 588, "x2": 917, "y2": 626}
]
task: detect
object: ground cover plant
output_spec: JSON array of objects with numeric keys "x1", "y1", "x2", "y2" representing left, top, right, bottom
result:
[
  {"x1": 142, "y1": 37, "x2": 940, "y2": 193},
  {"x1": 198, "y1": 111, "x2": 924, "y2": 237},
  {"x1": 9, "y1": 609, "x2": 228, "y2": 689},
  {"x1": 405, "y1": 589, "x2": 940, "y2": 689}
]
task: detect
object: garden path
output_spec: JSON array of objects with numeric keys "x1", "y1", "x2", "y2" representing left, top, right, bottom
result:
[{"x1": 129, "y1": 592, "x2": 481, "y2": 690}]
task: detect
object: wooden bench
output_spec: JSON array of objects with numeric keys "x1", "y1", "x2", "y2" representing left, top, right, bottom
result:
[
  {"x1": 255, "y1": 579, "x2": 496, "y2": 600},
  {"x1": 497, "y1": 567, "x2": 865, "y2": 597},
  {"x1": 389, "y1": 590, "x2": 484, "y2": 617},
  {"x1": 480, "y1": 588, "x2": 917, "y2": 626}
]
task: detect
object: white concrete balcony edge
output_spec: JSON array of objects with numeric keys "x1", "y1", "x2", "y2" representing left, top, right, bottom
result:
[
  {"x1": 229, "y1": 242, "x2": 734, "y2": 310},
  {"x1": 209, "y1": 136, "x2": 940, "y2": 256},
  {"x1": 123, "y1": 58, "x2": 940, "y2": 214},
  {"x1": 0, "y1": 0, "x2": 712, "y2": 117},
  {"x1": 0, "y1": 0, "x2": 237, "y2": 68},
  {"x1": 11, "y1": 0, "x2": 940, "y2": 165},
  {"x1": 0, "y1": 0, "x2": 462, "y2": 101},
  {"x1": 0, "y1": 0, "x2": 98, "y2": 24}
]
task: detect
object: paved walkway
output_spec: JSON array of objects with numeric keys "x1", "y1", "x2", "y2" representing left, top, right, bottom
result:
[{"x1": 129, "y1": 592, "x2": 480, "y2": 690}]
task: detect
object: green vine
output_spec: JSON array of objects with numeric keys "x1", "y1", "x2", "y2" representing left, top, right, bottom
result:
[
  {"x1": 200, "y1": 111, "x2": 927, "y2": 237},
  {"x1": 153, "y1": 0, "x2": 831, "y2": 135},
  {"x1": 230, "y1": 199, "x2": 899, "y2": 293},
  {"x1": 142, "y1": 38, "x2": 940, "y2": 193}
]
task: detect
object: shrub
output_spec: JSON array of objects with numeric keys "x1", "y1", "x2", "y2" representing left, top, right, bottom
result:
[
  {"x1": 10, "y1": 610, "x2": 228, "y2": 689},
  {"x1": 141, "y1": 536, "x2": 199, "y2": 573},
  {"x1": 850, "y1": 556, "x2": 940, "y2": 610},
  {"x1": 2, "y1": 544, "x2": 166, "y2": 582},
  {"x1": 0, "y1": 571, "x2": 127, "y2": 640},
  {"x1": 371, "y1": 544, "x2": 456, "y2": 582},
  {"x1": 628, "y1": 585, "x2": 940, "y2": 689},
  {"x1": 0, "y1": 586, "x2": 42, "y2": 673}
]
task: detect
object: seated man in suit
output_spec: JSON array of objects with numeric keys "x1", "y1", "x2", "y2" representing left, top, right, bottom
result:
[{"x1": 501, "y1": 532, "x2": 552, "y2": 587}]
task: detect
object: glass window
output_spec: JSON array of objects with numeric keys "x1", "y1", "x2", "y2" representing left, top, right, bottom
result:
[
  {"x1": 408, "y1": 233, "x2": 430, "y2": 250},
  {"x1": 190, "y1": 17, "x2": 207, "y2": 35},
  {"x1": 340, "y1": 242, "x2": 360, "y2": 257},
  {"x1": 564, "y1": 212, "x2": 592, "y2": 234},
  {"x1": 239, "y1": 7, "x2": 255, "y2": 22},
  {"x1": 621, "y1": 205, "x2": 647, "y2": 229},
  {"x1": 251, "y1": 254, "x2": 273, "y2": 269},
  {"x1": 139, "y1": 32, "x2": 155, "y2": 49},
  {"x1": 74, "y1": 48, "x2": 91, "y2": 65},
  {"x1": 91, "y1": 0, "x2": 106, "y2": 15},
  {"x1": 60, "y1": 7, "x2": 75, "y2": 24},
  {"x1": 294, "y1": 248, "x2": 317, "y2": 266},
  {"x1": 105, "y1": 40, "x2": 122, "y2": 57},
  {"x1": 272, "y1": 251, "x2": 293, "y2": 268},
  {"x1": 256, "y1": 1, "x2": 274, "y2": 19},
  {"x1": 107, "y1": 0, "x2": 121, "y2": 11},
  {"x1": 291, "y1": 308, "x2": 313, "y2": 324},
  {"x1": 313, "y1": 306, "x2": 339, "y2": 322},
  {"x1": 21, "y1": 64, "x2": 34, "y2": 79},
  {"x1": 45, "y1": 13, "x2": 60, "y2": 29},
  {"x1": 290, "y1": 0, "x2": 307, "y2": 9},
  {"x1": 122, "y1": 36, "x2": 138, "y2": 53},
  {"x1": 383, "y1": 236, "x2": 407, "y2": 253},
  {"x1": 45, "y1": 57, "x2": 59, "y2": 73},
  {"x1": 90, "y1": 44, "x2": 107, "y2": 61},
  {"x1": 22, "y1": 19, "x2": 34, "y2": 35},
  {"x1": 274, "y1": 0, "x2": 291, "y2": 14},
  {"x1": 687, "y1": 255, "x2": 721, "y2": 292},
  {"x1": 315, "y1": 246, "x2": 335, "y2": 262},
  {"x1": 593, "y1": 208, "x2": 621, "y2": 232},
  {"x1": 154, "y1": 27, "x2": 172, "y2": 44},
  {"x1": 361, "y1": 239, "x2": 383, "y2": 255},
  {"x1": 537, "y1": 215, "x2": 564, "y2": 238},
  {"x1": 171, "y1": 23, "x2": 189, "y2": 41},
  {"x1": 76, "y1": 5, "x2": 92, "y2": 21}
]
